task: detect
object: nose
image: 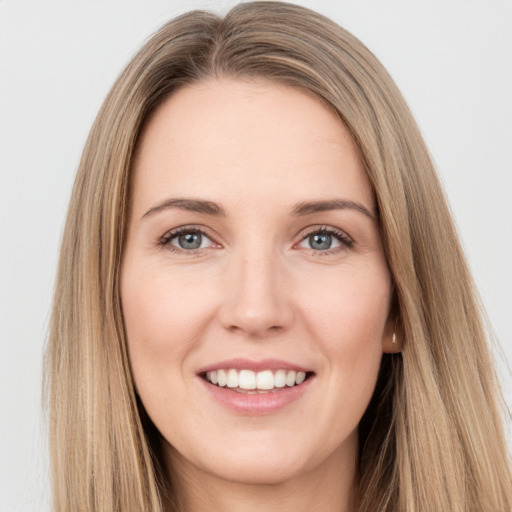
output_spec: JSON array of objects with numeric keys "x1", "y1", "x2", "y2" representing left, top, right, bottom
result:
[{"x1": 218, "y1": 249, "x2": 294, "y2": 338}]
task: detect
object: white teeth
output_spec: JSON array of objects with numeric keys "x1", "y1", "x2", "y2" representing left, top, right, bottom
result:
[
  {"x1": 238, "y1": 370, "x2": 256, "y2": 390},
  {"x1": 217, "y1": 369, "x2": 227, "y2": 387},
  {"x1": 256, "y1": 370, "x2": 274, "y2": 390},
  {"x1": 285, "y1": 370, "x2": 296, "y2": 387},
  {"x1": 227, "y1": 369, "x2": 238, "y2": 388},
  {"x1": 274, "y1": 369, "x2": 286, "y2": 388},
  {"x1": 205, "y1": 368, "x2": 309, "y2": 390}
]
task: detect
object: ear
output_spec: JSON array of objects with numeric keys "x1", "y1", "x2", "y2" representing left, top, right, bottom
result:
[{"x1": 382, "y1": 313, "x2": 403, "y2": 354}]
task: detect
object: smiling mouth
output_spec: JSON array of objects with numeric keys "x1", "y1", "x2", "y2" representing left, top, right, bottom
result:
[{"x1": 202, "y1": 369, "x2": 314, "y2": 394}]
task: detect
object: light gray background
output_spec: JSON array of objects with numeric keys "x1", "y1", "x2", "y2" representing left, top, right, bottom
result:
[{"x1": 1, "y1": 1, "x2": 511, "y2": 510}]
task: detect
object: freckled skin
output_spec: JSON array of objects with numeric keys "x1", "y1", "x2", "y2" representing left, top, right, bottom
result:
[{"x1": 121, "y1": 79, "x2": 396, "y2": 511}]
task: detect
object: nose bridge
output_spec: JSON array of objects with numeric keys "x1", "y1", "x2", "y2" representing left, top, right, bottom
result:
[{"x1": 220, "y1": 240, "x2": 292, "y2": 336}]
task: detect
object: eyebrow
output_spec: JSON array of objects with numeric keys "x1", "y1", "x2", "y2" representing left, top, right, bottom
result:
[
  {"x1": 142, "y1": 198, "x2": 227, "y2": 219},
  {"x1": 291, "y1": 199, "x2": 376, "y2": 219},
  {"x1": 142, "y1": 197, "x2": 376, "y2": 220}
]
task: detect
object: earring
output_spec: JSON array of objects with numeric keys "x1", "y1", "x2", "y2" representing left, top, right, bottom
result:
[{"x1": 392, "y1": 332, "x2": 397, "y2": 344}]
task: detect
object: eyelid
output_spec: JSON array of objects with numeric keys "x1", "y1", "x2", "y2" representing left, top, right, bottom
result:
[
  {"x1": 158, "y1": 224, "x2": 222, "y2": 252},
  {"x1": 294, "y1": 225, "x2": 354, "y2": 254}
]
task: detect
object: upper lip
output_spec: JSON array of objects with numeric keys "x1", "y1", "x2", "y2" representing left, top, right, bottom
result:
[{"x1": 197, "y1": 358, "x2": 313, "y2": 375}]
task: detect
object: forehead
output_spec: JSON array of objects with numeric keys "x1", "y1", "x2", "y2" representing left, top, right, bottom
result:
[{"x1": 131, "y1": 78, "x2": 374, "y2": 215}]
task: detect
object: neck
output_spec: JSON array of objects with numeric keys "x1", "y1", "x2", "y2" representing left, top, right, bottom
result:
[{"x1": 166, "y1": 439, "x2": 358, "y2": 512}]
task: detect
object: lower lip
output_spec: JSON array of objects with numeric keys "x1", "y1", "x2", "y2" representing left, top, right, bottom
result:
[{"x1": 199, "y1": 377, "x2": 313, "y2": 415}]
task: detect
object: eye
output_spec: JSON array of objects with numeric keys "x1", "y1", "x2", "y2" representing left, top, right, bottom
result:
[
  {"x1": 306, "y1": 232, "x2": 338, "y2": 251},
  {"x1": 159, "y1": 226, "x2": 219, "y2": 253},
  {"x1": 172, "y1": 231, "x2": 208, "y2": 250},
  {"x1": 296, "y1": 227, "x2": 352, "y2": 253}
]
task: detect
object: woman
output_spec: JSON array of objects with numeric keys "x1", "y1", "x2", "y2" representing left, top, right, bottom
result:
[{"x1": 45, "y1": 2, "x2": 512, "y2": 511}]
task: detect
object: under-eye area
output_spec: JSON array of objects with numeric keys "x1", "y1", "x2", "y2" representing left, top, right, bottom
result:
[{"x1": 201, "y1": 369, "x2": 316, "y2": 393}]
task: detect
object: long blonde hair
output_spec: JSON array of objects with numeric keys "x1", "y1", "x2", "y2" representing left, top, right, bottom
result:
[{"x1": 45, "y1": 2, "x2": 512, "y2": 511}]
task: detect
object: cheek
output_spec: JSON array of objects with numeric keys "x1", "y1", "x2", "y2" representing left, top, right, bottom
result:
[
  {"x1": 298, "y1": 264, "x2": 390, "y2": 402},
  {"x1": 120, "y1": 264, "x2": 214, "y2": 401},
  {"x1": 299, "y1": 264, "x2": 391, "y2": 347},
  {"x1": 122, "y1": 262, "x2": 214, "y2": 344}
]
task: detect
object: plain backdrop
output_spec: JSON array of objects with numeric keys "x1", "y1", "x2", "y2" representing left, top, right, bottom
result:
[{"x1": 1, "y1": 0, "x2": 511, "y2": 510}]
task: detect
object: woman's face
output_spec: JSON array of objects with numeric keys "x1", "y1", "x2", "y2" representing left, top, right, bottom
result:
[{"x1": 121, "y1": 78, "x2": 395, "y2": 487}]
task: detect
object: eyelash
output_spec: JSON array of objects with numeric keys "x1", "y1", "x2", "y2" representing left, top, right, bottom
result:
[
  {"x1": 157, "y1": 225, "x2": 217, "y2": 255},
  {"x1": 298, "y1": 226, "x2": 354, "y2": 256},
  {"x1": 157, "y1": 225, "x2": 354, "y2": 256}
]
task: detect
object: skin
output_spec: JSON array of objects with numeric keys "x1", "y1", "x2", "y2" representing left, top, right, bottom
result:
[{"x1": 121, "y1": 78, "x2": 398, "y2": 512}]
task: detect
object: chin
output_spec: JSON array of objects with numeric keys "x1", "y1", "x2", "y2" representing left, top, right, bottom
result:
[
  {"x1": 165, "y1": 433, "x2": 316, "y2": 487},
  {"x1": 204, "y1": 455, "x2": 307, "y2": 486}
]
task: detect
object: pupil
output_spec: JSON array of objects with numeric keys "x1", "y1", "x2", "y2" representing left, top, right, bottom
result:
[
  {"x1": 179, "y1": 232, "x2": 201, "y2": 249},
  {"x1": 310, "y1": 233, "x2": 332, "y2": 250}
]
